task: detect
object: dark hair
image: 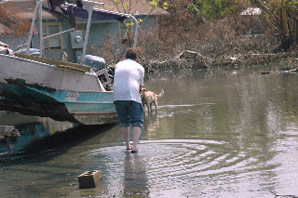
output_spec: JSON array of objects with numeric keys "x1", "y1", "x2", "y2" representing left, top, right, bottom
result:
[{"x1": 125, "y1": 48, "x2": 137, "y2": 60}]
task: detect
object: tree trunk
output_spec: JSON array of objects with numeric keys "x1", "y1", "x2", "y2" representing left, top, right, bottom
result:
[
  {"x1": 281, "y1": 0, "x2": 289, "y2": 37},
  {"x1": 252, "y1": 0, "x2": 293, "y2": 52},
  {"x1": 273, "y1": 0, "x2": 293, "y2": 52}
]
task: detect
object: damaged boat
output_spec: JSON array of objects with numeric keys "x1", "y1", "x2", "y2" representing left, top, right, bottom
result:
[{"x1": 0, "y1": 0, "x2": 139, "y2": 125}]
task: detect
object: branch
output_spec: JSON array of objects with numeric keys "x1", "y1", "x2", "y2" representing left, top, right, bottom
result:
[{"x1": 251, "y1": 0, "x2": 279, "y2": 29}]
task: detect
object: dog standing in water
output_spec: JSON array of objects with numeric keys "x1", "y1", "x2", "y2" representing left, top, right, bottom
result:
[{"x1": 141, "y1": 88, "x2": 164, "y2": 114}]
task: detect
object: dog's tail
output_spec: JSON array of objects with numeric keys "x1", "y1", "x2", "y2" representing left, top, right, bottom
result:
[{"x1": 158, "y1": 89, "x2": 164, "y2": 97}]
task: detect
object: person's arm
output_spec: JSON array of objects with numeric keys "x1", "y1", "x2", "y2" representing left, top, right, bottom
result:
[{"x1": 138, "y1": 66, "x2": 145, "y2": 93}]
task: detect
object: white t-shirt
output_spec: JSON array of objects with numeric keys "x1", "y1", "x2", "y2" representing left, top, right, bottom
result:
[{"x1": 113, "y1": 59, "x2": 144, "y2": 103}]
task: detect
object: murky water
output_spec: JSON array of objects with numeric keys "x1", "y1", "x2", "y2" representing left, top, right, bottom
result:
[{"x1": 1, "y1": 68, "x2": 298, "y2": 198}]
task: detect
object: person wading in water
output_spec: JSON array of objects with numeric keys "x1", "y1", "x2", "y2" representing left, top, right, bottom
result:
[{"x1": 113, "y1": 48, "x2": 145, "y2": 153}]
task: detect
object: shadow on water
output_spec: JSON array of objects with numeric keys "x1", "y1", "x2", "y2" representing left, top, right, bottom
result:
[{"x1": 0, "y1": 121, "x2": 116, "y2": 166}]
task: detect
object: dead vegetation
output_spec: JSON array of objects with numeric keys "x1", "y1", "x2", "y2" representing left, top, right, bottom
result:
[
  {"x1": 0, "y1": 0, "x2": 291, "y2": 70},
  {"x1": 88, "y1": 0, "x2": 298, "y2": 71},
  {"x1": 0, "y1": 3, "x2": 30, "y2": 37},
  {"x1": 91, "y1": 12, "x2": 292, "y2": 71}
]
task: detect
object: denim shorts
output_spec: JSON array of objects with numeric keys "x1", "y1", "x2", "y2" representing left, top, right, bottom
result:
[{"x1": 114, "y1": 101, "x2": 144, "y2": 128}]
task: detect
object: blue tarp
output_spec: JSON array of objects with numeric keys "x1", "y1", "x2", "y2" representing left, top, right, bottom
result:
[{"x1": 66, "y1": 5, "x2": 128, "y2": 22}]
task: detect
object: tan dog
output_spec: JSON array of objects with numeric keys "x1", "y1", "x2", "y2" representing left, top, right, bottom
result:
[{"x1": 141, "y1": 88, "x2": 164, "y2": 114}]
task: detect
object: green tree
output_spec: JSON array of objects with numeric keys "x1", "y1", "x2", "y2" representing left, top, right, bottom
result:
[{"x1": 187, "y1": 0, "x2": 242, "y2": 20}]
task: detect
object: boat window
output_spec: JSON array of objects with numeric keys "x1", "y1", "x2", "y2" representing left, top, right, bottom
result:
[
  {"x1": 42, "y1": 23, "x2": 63, "y2": 50},
  {"x1": 76, "y1": 23, "x2": 85, "y2": 31}
]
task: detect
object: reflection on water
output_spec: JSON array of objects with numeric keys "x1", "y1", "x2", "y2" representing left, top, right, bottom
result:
[
  {"x1": 1, "y1": 68, "x2": 298, "y2": 198},
  {"x1": 0, "y1": 113, "x2": 76, "y2": 156},
  {"x1": 123, "y1": 153, "x2": 149, "y2": 197}
]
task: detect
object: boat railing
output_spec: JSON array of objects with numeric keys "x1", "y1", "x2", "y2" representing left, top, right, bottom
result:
[
  {"x1": 15, "y1": 53, "x2": 91, "y2": 72},
  {"x1": 16, "y1": 28, "x2": 76, "y2": 50}
]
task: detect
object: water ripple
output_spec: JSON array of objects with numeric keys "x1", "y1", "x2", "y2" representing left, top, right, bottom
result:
[{"x1": 86, "y1": 139, "x2": 279, "y2": 197}]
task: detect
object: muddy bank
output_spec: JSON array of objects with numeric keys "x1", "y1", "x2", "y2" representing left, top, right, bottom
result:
[{"x1": 142, "y1": 50, "x2": 298, "y2": 73}]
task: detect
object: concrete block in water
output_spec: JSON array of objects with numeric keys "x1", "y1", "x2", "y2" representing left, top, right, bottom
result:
[{"x1": 78, "y1": 170, "x2": 102, "y2": 188}]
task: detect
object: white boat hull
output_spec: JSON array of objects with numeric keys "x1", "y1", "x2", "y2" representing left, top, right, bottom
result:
[{"x1": 0, "y1": 54, "x2": 118, "y2": 125}]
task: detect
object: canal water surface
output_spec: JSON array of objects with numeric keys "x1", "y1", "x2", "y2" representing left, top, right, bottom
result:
[{"x1": 1, "y1": 68, "x2": 298, "y2": 198}]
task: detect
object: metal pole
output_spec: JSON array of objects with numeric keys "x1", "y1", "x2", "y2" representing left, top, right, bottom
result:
[
  {"x1": 129, "y1": 15, "x2": 138, "y2": 48},
  {"x1": 43, "y1": 28, "x2": 75, "y2": 40},
  {"x1": 26, "y1": 0, "x2": 39, "y2": 55},
  {"x1": 39, "y1": 1, "x2": 44, "y2": 57},
  {"x1": 26, "y1": 0, "x2": 45, "y2": 55},
  {"x1": 80, "y1": 2, "x2": 94, "y2": 65},
  {"x1": 79, "y1": 1, "x2": 104, "y2": 65},
  {"x1": 17, "y1": 28, "x2": 75, "y2": 50}
]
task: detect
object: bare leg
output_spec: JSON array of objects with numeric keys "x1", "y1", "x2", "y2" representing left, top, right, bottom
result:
[
  {"x1": 132, "y1": 126, "x2": 141, "y2": 152},
  {"x1": 122, "y1": 126, "x2": 131, "y2": 150}
]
